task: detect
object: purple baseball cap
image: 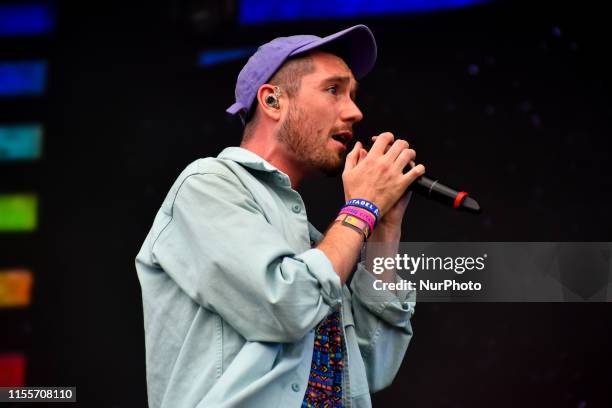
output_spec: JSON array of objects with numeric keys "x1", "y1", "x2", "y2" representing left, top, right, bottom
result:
[{"x1": 226, "y1": 24, "x2": 377, "y2": 124}]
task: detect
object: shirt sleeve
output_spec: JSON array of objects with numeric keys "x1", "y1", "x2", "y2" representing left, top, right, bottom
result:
[
  {"x1": 349, "y1": 261, "x2": 416, "y2": 392},
  {"x1": 307, "y1": 222, "x2": 415, "y2": 392},
  {"x1": 150, "y1": 171, "x2": 342, "y2": 343}
]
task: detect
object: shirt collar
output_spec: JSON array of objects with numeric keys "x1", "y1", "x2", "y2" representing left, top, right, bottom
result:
[
  {"x1": 218, "y1": 147, "x2": 291, "y2": 185},
  {"x1": 217, "y1": 146, "x2": 278, "y2": 172}
]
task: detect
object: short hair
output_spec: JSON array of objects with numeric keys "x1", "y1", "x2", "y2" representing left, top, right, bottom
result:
[{"x1": 242, "y1": 53, "x2": 315, "y2": 141}]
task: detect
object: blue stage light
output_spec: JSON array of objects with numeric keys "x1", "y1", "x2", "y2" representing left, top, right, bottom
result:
[
  {"x1": 0, "y1": 124, "x2": 43, "y2": 161},
  {"x1": 0, "y1": 3, "x2": 55, "y2": 37},
  {"x1": 0, "y1": 61, "x2": 47, "y2": 97},
  {"x1": 239, "y1": 0, "x2": 493, "y2": 24},
  {"x1": 198, "y1": 48, "x2": 256, "y2": 67}
]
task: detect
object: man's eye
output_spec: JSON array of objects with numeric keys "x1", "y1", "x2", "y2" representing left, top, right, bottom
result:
[{"x1": 327, "y1": 86, "x2": 337, "y2": 95}]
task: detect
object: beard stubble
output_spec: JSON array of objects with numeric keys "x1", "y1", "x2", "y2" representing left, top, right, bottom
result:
[{"x1": 276, "y1": 103, "x2": 345, "y2": 177}]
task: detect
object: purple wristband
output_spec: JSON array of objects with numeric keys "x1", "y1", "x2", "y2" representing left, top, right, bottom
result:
[
  {"x1": 345, "y1": 198, "x2": 380, "y2": 220},
  {"x1": 339, "y1": 206, "x2": 376, "y2": 233}
]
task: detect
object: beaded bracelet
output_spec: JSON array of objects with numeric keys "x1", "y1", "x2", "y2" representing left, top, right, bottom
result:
[
  {"x1": 344, "y1": 198, "x2": 380, "y2": 222},
  {"x1": 335, "y1": 213, "x2": 371, "y2": 239},
  {"x1": 339, "y1": 205, "x2": 376, "y2": 234}
]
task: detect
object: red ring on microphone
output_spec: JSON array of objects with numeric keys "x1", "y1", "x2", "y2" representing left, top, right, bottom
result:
[{"x1": 453, "y1": 191, "x2": 469, "y2": 209}]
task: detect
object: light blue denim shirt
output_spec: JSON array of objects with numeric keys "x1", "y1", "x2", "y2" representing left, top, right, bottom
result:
[{"x1": 135, "y1": 147, "x2": 415, "y2": 407}]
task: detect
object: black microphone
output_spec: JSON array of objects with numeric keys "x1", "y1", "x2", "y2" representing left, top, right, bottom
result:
[
  {"x1": 359, "y1": 136, "x2": 481, "y2": 213},
  {"x1": 410, "y1": 175, "x2": 481, "y2": 213}
]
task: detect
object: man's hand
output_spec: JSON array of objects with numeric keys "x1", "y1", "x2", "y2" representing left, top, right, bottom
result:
[
  {"x1": 354, "y1": 134, "x2": 422, "y2": 242},
  {"x1": 342, "y1": 132, "x2": 425, "y2": 217},
  {"x1": 320, "y1": 132, "x2": 423, "y2": 284},
  {"x1": 350, "y1": 134, "x2": 423, "y2": 290}
]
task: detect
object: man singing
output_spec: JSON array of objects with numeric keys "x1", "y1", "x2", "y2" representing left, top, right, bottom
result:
[{"x1": 136, "y1": 24, "x2": 425, "y2": 407}]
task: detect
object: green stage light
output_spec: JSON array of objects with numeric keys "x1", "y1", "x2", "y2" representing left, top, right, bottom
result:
[{"x1": 0, "y1": 194, "x2": 38, "y2": 232}]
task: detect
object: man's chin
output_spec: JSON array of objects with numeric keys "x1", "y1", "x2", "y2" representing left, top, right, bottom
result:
[
  {"x1": 318, "y1": 157, "x2": 344, "y2": 177},
  {"x1": 305, "y1": 151, "x2": 345, "y2": 177}
]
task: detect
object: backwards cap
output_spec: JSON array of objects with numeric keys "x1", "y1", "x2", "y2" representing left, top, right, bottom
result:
[{"x1": 226, "y1": 24, "x2": 377, "y2": 124}]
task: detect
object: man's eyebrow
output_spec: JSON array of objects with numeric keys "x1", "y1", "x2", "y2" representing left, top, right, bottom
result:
[{"x1": 322, "y1": 75, "x2": 359, "y2": 94}]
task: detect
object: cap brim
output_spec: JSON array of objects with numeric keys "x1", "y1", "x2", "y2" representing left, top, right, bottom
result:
[
  {"x1": 226, "y1": 102, "x2": 248, "y2": 124},
  {"x1": 226, "y1": 102, "x2": 244, "y2": 115},
  {"x1": 289, "y1": 24, "x2": 377, "y2": 80}
]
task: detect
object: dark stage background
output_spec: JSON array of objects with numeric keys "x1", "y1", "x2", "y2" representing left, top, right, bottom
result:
[{"x1": 1, "y1": 0, "x2": 611, "y2": 406}]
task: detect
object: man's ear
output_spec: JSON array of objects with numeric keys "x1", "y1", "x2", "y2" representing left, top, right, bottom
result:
[{"x1": 256, "y1": 84, "x2": 282, "y2": 121}]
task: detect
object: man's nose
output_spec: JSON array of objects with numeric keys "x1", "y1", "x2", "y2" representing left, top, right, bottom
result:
[{"x1": 342, "y1": 98, "x2": 363, "y2": 123}]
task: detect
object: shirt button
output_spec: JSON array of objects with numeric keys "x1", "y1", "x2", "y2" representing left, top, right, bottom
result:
[
  {"x1": 291, "y1": 204, "x2": 301, "y2": 213},
  {"x1": 291, "y1": 383, "x2": 300, "y2": 392}
]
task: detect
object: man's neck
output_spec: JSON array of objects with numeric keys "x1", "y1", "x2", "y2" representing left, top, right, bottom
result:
[{"x1": 240, "y1": 137, "x2": 307, "y2": 189}]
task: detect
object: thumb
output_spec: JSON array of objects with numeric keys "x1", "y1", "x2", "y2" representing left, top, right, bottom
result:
[
  {"x1": 358, "y1": 148, "x2": 367, "y2": 163},
  {"x1": 345, "y1": 141, "x2": 361, "y2": 170}
]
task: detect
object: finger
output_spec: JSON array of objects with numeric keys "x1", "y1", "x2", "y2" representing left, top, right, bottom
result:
[
  {"x1": 401, "y1": 164, "x2": 426, "y2": 187},
  {"x1": 402, "y1": 161, "x2": 417, "y2": 175},
  {"x1": 374, "y1": 135, "x2": 409, "y2": 156},
  {"x1": 371, "y1": 135, "x2": 390, "y2": 152},
  {"x1": 385, "y1": 139, "x2": 410, "y2": 161},
  {"x1": 394, "y1": 148, "x2": 416, "y2": 171},
  {"x1": 344, "y1": 141, "x2": 361, "y2": 170},
  {"x1": 357, "y1": 148, "x2": 367, "y2": 164},
  {"x1": 368, "y1": 132, "x2": 395, "y2": 156},
  {"x1": 371, "y1": 136, "x2": 392, "y2": 154}
]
